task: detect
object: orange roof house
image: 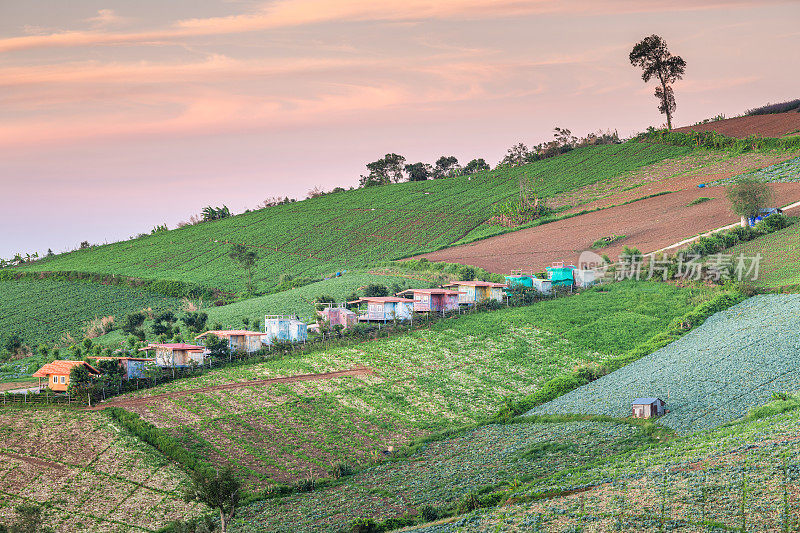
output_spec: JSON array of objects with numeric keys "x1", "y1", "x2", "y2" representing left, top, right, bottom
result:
[{"x1": 33, "y1": 360, "x2": 101, "y2": 392}]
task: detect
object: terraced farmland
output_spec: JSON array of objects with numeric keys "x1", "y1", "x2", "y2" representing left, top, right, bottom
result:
[
  {"x1": 13, "y1": 143, "x2": 693, "y2": 293},
  {"x1": 0, "y1": 277, "x2": 186, "y2": 346},
  {"x1": 531, "y1": 294, "x2": 800, "y2": 433},
  {"x1": 232, "y1": 419, "x2": 651, "y2": 532},
  {"x1": 99, "y1": 282, "x2": 713, "y2": 490},
  {"x1": 404, "y1": 409, "x2": 800, "y2": 533},
  {"x1": 0, "y1": 409, "x2": 203, "y2": 531}
]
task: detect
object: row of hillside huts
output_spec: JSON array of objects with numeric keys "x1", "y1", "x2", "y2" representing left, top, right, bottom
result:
[{"x1": 31, "y1": 265, "x2": 598, "y2": 391}]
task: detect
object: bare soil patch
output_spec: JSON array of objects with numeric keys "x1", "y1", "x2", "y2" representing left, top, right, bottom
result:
[
  {"x1": 417, "y1": 183, "x2": 800, "y2": 273},
  {"x1": 674, "y1": 111, "x2": 800, "y2": 138}
]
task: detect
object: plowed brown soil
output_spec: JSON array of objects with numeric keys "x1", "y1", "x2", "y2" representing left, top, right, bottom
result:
[
  {"x1": 416, "y1": 183, "x2": 800, "y2": 274},
  {"x1": 674, "y1": 112, "x2": 800, "y2": 138}
]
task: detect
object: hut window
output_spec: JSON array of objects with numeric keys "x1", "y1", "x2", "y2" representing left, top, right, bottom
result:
[
  {"x1": 60, "y1": 376, "x2": 66, "y2": 384},
  {"x1": 52, "y1": 376, "x2": 58, "y2": 383}
]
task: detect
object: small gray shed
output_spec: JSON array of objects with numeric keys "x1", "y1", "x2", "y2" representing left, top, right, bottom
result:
[{"x1": 632, "y1": 397, "x2": 665, "y2": 419}]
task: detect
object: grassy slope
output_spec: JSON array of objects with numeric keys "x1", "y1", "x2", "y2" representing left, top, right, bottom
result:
[
  {"x1": 402, "y1": 408, "x2": 800, "y2": 532},
  {"x1": 0, "y1": 408, "x2": 203, "y2": 532},
  {"x1": 531, "y1": 294, "x2": 800, "y2": 433},
  {"x1": 726, "y1": 221, "x2": 800, "y2": 287},
  {"x1": 13, "y1": 143, "x2": 692, "y2": 293},
  {"x1": 109, "y1": 282, "x2": 713, "y2": 491},
  {"x1": 0, "y1": 278, "x2": 186, "y2": 346}
]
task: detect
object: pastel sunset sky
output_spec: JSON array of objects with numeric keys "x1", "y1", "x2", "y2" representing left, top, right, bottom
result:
[{"x1": 1, "y1": 1, "x2": 798, "y2": 257}]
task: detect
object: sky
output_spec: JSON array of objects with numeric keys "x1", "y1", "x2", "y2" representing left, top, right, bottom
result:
[{"x1": 1, "y1": 0, "x2": 799, "y2": 257}]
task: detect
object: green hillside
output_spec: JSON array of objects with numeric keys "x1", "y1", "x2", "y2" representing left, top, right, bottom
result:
[
  {"x1": 12, "y1": 142, "x2": 692, "y2": 294},
  {"x1": 105, "y1": 282, "x2": 712, "y2": 491},
  {"x1": 531, "y1": 294, "x2": 800, "y2": 432},
  {"x1": 0, "y1": 277, "x2": 186, "y2": 347}
]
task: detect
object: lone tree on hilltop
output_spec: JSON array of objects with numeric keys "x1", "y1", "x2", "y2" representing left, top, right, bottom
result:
[
  {"x1": 629, "y1": 34, "x2": 686, "y2": 130},
  {"x1": 727, "y1": 179, "x2": 773, "y2": 220},
  {"x1": 228, "y1": 244, "x2": 258, "y2": 295}
]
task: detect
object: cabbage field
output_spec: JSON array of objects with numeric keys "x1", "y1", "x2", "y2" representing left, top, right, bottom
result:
[
  {"x1": 0, "y1": 277, "x2": 185, "y2": 346},
  {"x1": 710, "y1": 154, "x2": 800, "y2": 185},
  {"x1": 231, "y1": 419, "x2": 651, "y2": 532},
  {"x1": 13, "y1": 143, "x2": 693, "y2": 294},
  {"x1": 405, "y1": 408, "x2": 800, "y2": 533},
  {"x1": 531, "y1": 294, "x2": 800, "y2": 433},
  {"x1": 0, "y1": 409, "x2": 203, "y2": 530}
]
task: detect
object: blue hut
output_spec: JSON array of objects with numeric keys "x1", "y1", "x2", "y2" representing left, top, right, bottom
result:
[{"x1": 263, "y1": 315, "x2": 308, "y2": 345}]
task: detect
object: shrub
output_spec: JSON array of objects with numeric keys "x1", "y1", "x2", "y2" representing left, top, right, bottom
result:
[
  {"x1": 418, "y1": 505, "x2": 439, "y2": 522},
  {"x1": 457, "y1": 493, "x2": 481, "y2": 513},
  {"x1": 331, "y1": 462, "x2": 354, "y2": 479},
  {"x1": 350, "y1": 518, "x2": 377, "y2": 533}
]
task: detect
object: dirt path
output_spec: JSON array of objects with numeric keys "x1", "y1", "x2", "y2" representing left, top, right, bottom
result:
[
  {"x1": 0, "y1": 451, "x2": 66, "y2": 471},
  {"x1": 87, "y1": 367, "x2": 376, "y2": 411}
]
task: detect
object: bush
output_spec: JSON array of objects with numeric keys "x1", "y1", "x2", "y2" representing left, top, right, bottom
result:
[
  {"x1": 418, "y1": 505, "x2": 439, "y2": 522},
  {"x1": 458, "y1": 265, "x2": 477, "y2": 281},
  {"x1": 350, "y1": 518, "x2": 377, "y2": 533}
]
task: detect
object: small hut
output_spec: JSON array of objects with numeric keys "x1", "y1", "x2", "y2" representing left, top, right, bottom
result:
[
  {"x1": 89, "y1": 357, "x2": 154, "y2": 380},
  {"x1": 395, "y1": 288, "x2": 463, "y2": 313},
  {"x1": 33, "y1": 360, "x2": 102, "y2": 392},
  {"x1": 263, "y1": 315, "x2": 308, "y2": 345},
  {"x1": 195, "y1": 330, "x2": 269, "y2": 354},
  {"x1": 441, "y1": 281, "x2": 507, "y2": 305},
  {"x1": 546, "y1": 262, "x2": 576, "y2": 287},
  {"x1": 632, "y1": 398, "x2": 666, "y2": 419},
  {"x1": 139, "y1": 343, "x2": 206, "y2": 368},
  {"x1": 318, "y1": 305, "x2": 358, "y2": 329},
  {"x1": 351, "y1": 297, "x2": 415, "y2": 322}
]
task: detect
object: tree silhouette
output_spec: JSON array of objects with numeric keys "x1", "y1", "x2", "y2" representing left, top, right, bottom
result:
[{"x1": 630, "y1": 35, "x2": 686, "y2": 130}]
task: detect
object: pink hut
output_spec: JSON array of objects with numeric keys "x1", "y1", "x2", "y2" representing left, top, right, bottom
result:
[
  {"x1": 318, "y1": 306, "x2": 358, "y2": 329},
  {"x1": 395, "y1": 288, "x2": 463, "y2": 313}
]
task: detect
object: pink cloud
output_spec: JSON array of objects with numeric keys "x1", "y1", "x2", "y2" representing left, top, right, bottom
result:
[{"x1": 0, "y1": 0, "x2": 787, "y2": 53}]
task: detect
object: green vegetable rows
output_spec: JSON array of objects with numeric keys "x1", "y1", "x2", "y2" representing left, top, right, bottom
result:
[
  {"x1": 0, "y1": 277, "x2": 185, "y2": 346},
  {"x1": 532, "y1": 294, "x2": 800, "y2": 433}
]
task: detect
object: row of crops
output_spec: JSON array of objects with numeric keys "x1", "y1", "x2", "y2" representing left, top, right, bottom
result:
[
  {"x1": 531, "y1": 294, "x2": 800, "y2": 433},
  {"x1": 13, "y1": 143, "x2": 693, "y2": 293},
  {"x1": 404, "y1": 409, "x2": 800, "y2": 532},
  {"x1": 0, "y1": 409, "x2": 203, "y2": 530},
  {"x1": 710, "y1": 154, "x2": 800, "y2": 185},
  {"x1": 232, "y1": 420, "x2": 650, "y2": 531},
  {"x1": 0, "y1": 277, "x2": 186, "y2": 346}
]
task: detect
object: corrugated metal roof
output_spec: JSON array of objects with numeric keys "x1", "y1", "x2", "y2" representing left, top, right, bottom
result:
[
  {"x1": 139, "y1": 343, "x2": 204, "y2": 351},
  {"x1": 632, "y1": 397, "x2": 664, "y2": 405},
  {"x1": 442, "y1": 281, "x2": 508, "y2": 288}
]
